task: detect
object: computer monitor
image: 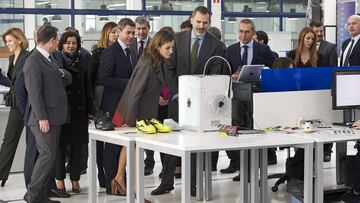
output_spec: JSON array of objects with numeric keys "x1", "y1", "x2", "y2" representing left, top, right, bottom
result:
[{"x1": 332, "y1": 69, "x2": 360, "y2": 125}]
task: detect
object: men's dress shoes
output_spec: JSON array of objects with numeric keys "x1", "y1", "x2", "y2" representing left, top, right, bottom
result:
[
  {"x1": 341, "y1": 191, "x2": 360, "y2": 203},
  {"x1": 48, "y1": 189, "x2": 71, "y2": 198},
  {"x1": 233, "y1": 174, "x2": 240, "y2": 182},
  {"x1": 40, "y1": 198, "x2": 61, "y2": 203},
  {"x1": 220, "y1": 165, "x2": 239, "y2": 174},
  {"x1": 191, "y1": 185, "x2": 196, "y2": 197},
  {"x1": 95, "y1": 112, "x2": 114, "y2": 131},
  {"x1": 151, "y1": 184, "x2": 174, "y2": 195},
  {"x1": 144, "y1": 167, "x2": 154, "y2": 176}
]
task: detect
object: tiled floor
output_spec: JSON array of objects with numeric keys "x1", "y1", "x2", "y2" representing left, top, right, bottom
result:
[{"x1": 1, "y1": 143, "x2": 356, "y2": 203}]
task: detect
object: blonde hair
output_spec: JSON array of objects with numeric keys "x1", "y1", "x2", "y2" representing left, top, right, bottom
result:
[
  {"x1": 2, "y1": 27, "x2": 29, "y2": 50},
  {"x1": 98, "y1": 22, "x2": 117, "y2": 48}
]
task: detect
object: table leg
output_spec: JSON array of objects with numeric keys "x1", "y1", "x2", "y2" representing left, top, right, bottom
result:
[
  {"x1": 336, "y1": 142, "x2": 347, "y2": 184},
  {"x1": 89, "y1": 137, "x2": 97, "y2": 203},
  {"x1": 196, "y1": 152, "x2": 203, "y2": 201},
  {"x1": 250, "y1": 149, "x2": 260, "y2": 203},
  {"x1": 136, "y1": 147, "x2": 144, "y2": 203},
  {"x1": 315, "y1": 142, "x2": 324, "y2": 203},
  {"x1": 259, "y1": 148, "x2": 268, "y2": 203},
  {"x1": 127, "y1": 142, "x2": 135, "y2": 203},
  {"x1": 205, "y1": 152, "x2": 212, "y2": 201},
  {"x1": 182, "y1": 152, "x2": 191, "y2": 203},
  {"x1": 240, "y1": 150, "x2": 249, "y2": 203},
  {"x1": 303, "y1": 143, "x2": 314, "y2": 203}
]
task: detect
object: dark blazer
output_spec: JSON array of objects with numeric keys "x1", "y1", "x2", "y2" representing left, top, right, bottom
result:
[
  {"x1": 23, "y1": 49, "x2": 72, "y2": 126},
  {"x1": 130, "y1": 37, "x2": 151, "y2": 65},
  {"x1": 340, "y1": 38, "x2": 360, "y2": 66},
  {"x1": 226, "y1": 40, "x2": 275, "y2": 73},
  {"x1": 115, "y1": 58, "x2": 166, "y2": 126},
  {"x1": 7, "y1": 49, "x2": 29, "y2": 107},
  {"x1": 167, "y1": 30, "x2": 227, "y2": 98},
  {"x1": 89, "y1": 47, "x2": 104, "y2": 87},
  {"x1": 98, "y1": 40, "x2": 136, "y2": 114},
  {"x1": 166, "y1": 30, "x2": 227, "y2": 121},
  {"x1": 318, "y1": 40, "x2": 337, "y2": 67},
  {"x1": 0, "y1": 69, "x2": 11, "y2": 87}
]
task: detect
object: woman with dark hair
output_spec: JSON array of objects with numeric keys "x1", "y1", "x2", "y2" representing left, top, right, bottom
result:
[
  {"x1": 55, "y1": 31, "x2": 93, "y2": 194},
  {"x1": 272, "y1": 57, "x2": 295, "y2": 68},
  {"x1": 111, "y1": 29, "x2": 175, "y2": 203},
  {"x1": 88, "y1": 21, "x2": 118, "y2": 189},
  {"x1": 288, "y1": 27, "x2": 320, "y2": 68},
  {"x1": 0, "y1": 27, "x2": 29, "y2": 186}
]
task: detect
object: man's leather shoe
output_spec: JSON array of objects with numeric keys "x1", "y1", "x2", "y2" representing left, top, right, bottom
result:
[
  {"x1": 233, "y1": 174, "x2": 240, "y2": 181},
  {"x1": 151, "y1": 184, "x2": 174, "y2": 195},
  {"x1": 220, "y1": 165, "x2": 239, "y2": 174},
  {"x1": 191, "y1": 185, "x2": 196, "y2": 197},
  {"x1": 144, "y1": 167, "x2": 153, "y2": 176},
  {"x1": 40, "y1": 197, "x2": 61, "y2": 203},
  {"x1": 48, "y1": 189, "x2": 71, "y2": 198}
]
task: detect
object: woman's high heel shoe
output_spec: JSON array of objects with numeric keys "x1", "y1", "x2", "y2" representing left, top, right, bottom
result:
[
  {"x1": 1, "y1": 180, "x2": 6, "y2": 187},
  {"x1": 111, "y1": 179, "x2": 126, "y2": 196},
  {"x1": 71, "y1": 181, "x2": 81, "y2": 193}
]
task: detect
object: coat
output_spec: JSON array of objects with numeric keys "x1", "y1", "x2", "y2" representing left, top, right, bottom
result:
[
  {"x1": 60, "y1": 52, "x2": 93, "y2": 144},
  {"x1": 114, "y1": 58, "x2": 166, "y2": 126}
]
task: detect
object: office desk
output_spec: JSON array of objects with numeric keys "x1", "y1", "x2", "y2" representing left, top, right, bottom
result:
[
  {"x1": 88, "y1": 127, "x2": 138, "y2": 203},
  {"x1": 135, "y1": 131, "x2": 314, "y2": 203},
  {"x1": 290, "y1": 128, "x2": 360, "y2": 203}
]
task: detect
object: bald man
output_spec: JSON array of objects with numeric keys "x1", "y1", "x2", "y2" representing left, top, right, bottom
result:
[{"x1": 340, "y1": 15, "x2": 360, "y2": 66}]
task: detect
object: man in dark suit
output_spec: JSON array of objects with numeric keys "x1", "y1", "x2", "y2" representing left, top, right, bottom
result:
[
  {"x1": 224, "y1": 19, "x2": 275, "y2": 181},
  {"x1": 310, "y1": 21, "x2": 338, "y2": 67},
  {"x1": 98, "y1": 18, "x2": 136, "y2": 194},
  {"x1": 151, "y1": 6, "x2": 227, "y2": 196},
  {"x1": 130, "y1": 16, "x2": 155, "y2": 176},
  {"x1": 340, "y1": 15, "x2": 360, "y2": 67},
  {"x1": 309, "y1": 21, "x2": 338, "y2": 162},
  {"x1": 23, "y1": 25, "x2": 72, "y2": 203}
]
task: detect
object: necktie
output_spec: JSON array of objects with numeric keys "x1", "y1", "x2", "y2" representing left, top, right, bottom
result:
[
  {"x1": 125, "y1": 48, "x2": 133, "y2": 73},
  {"x1": 343, "y1": 39, "x2": 355, "y2": 66},
  {"x1": 241, "y1": 45, "x2": 248, "y2": 65},
  {"x1": 49, "y1": 54, "x2": 56, "y2": 65},
  {"x1": 138, "y1": 40, "x2": 144, "y2": 57},
  {"x1": 191, "y1": 38, "x2": 200, "y2": 73}
]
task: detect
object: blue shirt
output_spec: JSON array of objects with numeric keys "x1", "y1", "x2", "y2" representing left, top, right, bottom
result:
[{"x1": 190, "y1": 31, "x2": 205, "y2": 57}]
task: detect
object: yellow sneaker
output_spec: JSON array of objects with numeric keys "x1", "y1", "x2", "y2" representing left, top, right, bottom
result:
[
  {"x1": 136, "y1": 120, "x2": 156, "y2": 134},
  {"x1": 148, "y1": 118, "x2": 172, "y2": 133}
]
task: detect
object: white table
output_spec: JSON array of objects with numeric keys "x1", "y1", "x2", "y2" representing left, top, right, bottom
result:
[
  {"x1": 135, "y1": 131, "x2": 314, "y2": 203},
  {"x1": 289, "y1": 127, "x2": 360, "y2": 203},
  {"x1": 88, "y1": 127, "x2": 138, "y2": 203}
]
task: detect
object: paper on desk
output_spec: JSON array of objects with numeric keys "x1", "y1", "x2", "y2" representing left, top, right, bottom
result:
[{"x1": 115, "y1": 127, "x2": 138, "y2": 135}]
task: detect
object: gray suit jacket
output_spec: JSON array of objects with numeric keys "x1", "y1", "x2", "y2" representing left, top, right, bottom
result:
[
  {"x1": 318, "y1": 40, "x2": 337, "y2": 67},
  {"x1": 116, "y1": 58, "x2": 165, "y2": 126},
  {"x1": 23, "y1": 49, "x2": 72, "y2": 126}
]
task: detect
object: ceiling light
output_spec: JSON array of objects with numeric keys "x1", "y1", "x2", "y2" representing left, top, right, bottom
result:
[{"x1": 52, "y1": 14, "x2": 62, "y2": 22}]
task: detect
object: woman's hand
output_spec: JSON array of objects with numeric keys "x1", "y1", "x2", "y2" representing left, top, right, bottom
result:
[{"x1": 159, "y1": 96, "x2": 168, "y2": 106}]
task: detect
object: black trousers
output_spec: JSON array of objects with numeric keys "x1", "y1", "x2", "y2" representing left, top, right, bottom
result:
[
  {"x1": 161, "y1": 154, "x2": 197, "y2": 186},
  {"x1": 0, "y1": 107, "x2": 24, "y2": 181},
  {"x1": 56, "y1": 144, "x2": 83, "y2": 181},
  {"x1": 96, "y1": 141, "x2": 105, "y2": 183},
  {"x1": 103, "y1": 143, "x2": 121, "y2": 191}
]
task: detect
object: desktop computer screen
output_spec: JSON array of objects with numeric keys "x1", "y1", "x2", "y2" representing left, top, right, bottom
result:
[{"x1": 332, "y1": 70, "x2": 360, "y2": 110}]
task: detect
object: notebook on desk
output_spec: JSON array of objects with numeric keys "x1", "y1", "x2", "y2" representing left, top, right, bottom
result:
[{"x1": 237, "y1": 65, "x2": 264, "y2": 83}]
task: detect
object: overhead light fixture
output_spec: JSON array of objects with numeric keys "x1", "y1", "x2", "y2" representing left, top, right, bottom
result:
[
  {"x1": 36, "y1": 1, "x2": 51, "y2": 6},
  {"x1": 99, "y1": 3, "x2": 109, "y2": 22},
  {"x1": 228, "y1": 17, "x2": 237, "y2": 23},
  {"x1": 52, "y1": 14, "x2": 62, "y2": 22}
]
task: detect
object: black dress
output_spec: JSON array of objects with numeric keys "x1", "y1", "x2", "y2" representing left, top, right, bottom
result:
[{"x1": 288, "y1": 49, "x2": 322, "y2": 68}]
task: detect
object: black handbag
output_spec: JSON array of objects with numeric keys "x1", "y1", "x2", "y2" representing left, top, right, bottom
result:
[{"x1": 4, "y1": 92, "x2": 12, "y2": 107}]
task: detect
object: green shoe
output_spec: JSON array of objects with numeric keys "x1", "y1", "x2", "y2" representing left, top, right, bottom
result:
[
  {"x1": 148, "y1": 118, "x2": 172, "y2": 133},
  {"x1": 136, "y1": 120, "x2": 156, "y2": 134}
]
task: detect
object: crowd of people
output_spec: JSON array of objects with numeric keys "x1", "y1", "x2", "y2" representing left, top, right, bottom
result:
[{"x1": 0, "y1": 5, "x2": 360, "y2": 203}]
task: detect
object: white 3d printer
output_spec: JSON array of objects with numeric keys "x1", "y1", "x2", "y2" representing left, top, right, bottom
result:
[{"x1": 179, "y1": 56, "x2": 232, "y2": 132}]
